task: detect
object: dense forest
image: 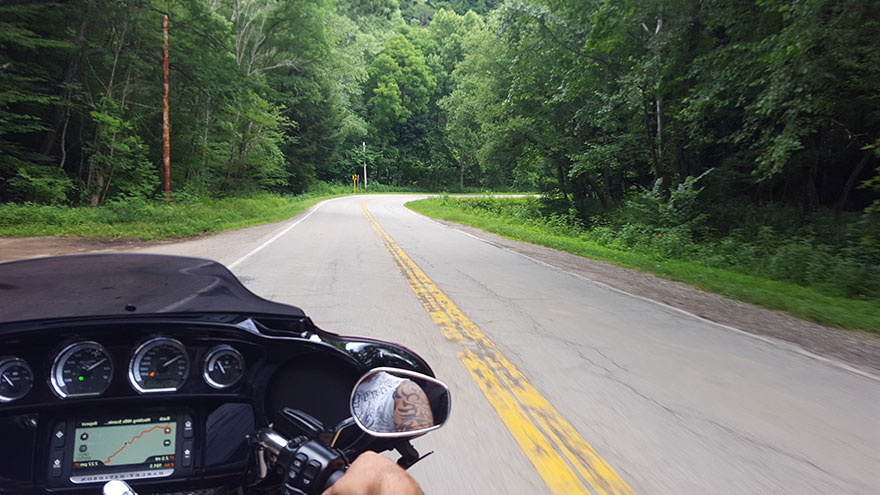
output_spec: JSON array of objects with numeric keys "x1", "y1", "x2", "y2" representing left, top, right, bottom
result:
[{"x1": 2, "y1": 0, "x2": 878, "y2": 217}]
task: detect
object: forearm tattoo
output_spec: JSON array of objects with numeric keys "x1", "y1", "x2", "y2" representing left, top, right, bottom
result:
[{"x1": 392, "y1": 380, "x2": 435, "y2": 432}]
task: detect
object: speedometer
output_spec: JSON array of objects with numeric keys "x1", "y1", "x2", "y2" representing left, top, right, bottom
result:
[
  {"x1": 51, "y1": 342, "x2": 113, "y2": 398},
  {"x1": 129, "y1": 337, "x2": 190, "y2": 393}
]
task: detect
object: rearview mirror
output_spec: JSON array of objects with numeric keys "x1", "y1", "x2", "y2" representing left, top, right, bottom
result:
[{"x1": 350, "y1": 367, "x2": 451, "y2": 438}]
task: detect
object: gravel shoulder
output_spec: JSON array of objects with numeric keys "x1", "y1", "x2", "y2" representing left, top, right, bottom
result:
[
  {"x1": 426, "y1": 218, "x2": 880, "y2": 378},
  {"x1": 2, "y1": 207, "x2": 878, "y2": 377}
]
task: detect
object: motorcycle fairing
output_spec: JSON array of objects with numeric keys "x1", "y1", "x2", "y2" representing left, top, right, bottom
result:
[{"x1": 0, "y1": 254, "x2": 306, "y2": 326}]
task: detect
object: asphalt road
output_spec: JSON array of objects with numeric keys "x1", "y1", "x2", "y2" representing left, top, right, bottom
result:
[{"x1": 137, "y1": 194, "x2": 879, "y2": 495}]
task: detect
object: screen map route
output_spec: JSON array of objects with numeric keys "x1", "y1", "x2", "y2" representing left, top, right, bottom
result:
[{"x1": 74, "y1": 417, "x2": 176, "y2": 467}]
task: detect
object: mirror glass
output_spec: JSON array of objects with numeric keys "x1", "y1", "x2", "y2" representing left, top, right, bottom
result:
[{"x1": 350, "y1": 367, "x2": 451, "y2": 437}]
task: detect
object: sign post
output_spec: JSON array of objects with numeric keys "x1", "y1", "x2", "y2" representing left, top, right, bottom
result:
[{"x1": 352, "y1": 174, "x2": 358, "y2": 194}]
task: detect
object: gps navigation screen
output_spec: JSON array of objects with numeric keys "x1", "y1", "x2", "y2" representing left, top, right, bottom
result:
[{"x1": 70, "y1": 416, "x2": 177, "y2": 483}]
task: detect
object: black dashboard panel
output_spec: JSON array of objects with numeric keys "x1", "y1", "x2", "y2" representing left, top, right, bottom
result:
[
  {"x1": 0, "y1": 316, "x2": 365, "y2": 495},
  {"x1": 0, "y1": 254, "x2": 438, "y2": 495}
]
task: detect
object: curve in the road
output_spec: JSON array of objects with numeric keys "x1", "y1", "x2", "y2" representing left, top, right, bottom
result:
[{"x1": 362, "y1": 199, "x2": 635, "y2": 495}]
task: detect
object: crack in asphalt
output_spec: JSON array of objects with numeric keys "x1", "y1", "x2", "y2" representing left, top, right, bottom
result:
[{"x1": 438, "y1": 260, "x2": 860, "y2": 491}]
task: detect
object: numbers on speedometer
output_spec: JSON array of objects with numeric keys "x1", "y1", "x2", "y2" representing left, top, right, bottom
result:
[
  {"x1": 129, "y1": 337, "x2": 190, "y2": 393},
  {"x1": 51, "y1": 342, "x2": 113, "y2": 399}
]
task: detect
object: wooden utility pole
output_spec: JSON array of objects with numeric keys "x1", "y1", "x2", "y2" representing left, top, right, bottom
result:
[
  {"x1": 162, "y1": 14, "x2": 171, "y2": 203},
  {"x1": 362, "y1": 141, "x2": 367, "y2": 189}
]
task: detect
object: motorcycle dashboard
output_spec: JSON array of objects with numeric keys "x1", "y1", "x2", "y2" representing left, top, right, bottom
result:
[{"x1": 0, "y1": 314, "x2": 375, "y2": 495}]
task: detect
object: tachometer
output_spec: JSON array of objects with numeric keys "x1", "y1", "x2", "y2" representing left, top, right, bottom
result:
[
  {"x1": 51, "y1": 342, "x2": 113, "y2": 398},
  {"x1": 129, "y1": 337, "x2": 190, "y2": 393},
  {"x1": 0, "y1": 357, "x2": 33, "y2": 402},
  {"x1": 203, "y1": 345, "x2": 245, "y2": 389}
]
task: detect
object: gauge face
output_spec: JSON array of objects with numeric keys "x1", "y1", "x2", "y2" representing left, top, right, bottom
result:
[
  {"x1": 203, "y1": 345, "x2": 245, "y2": 389},
  {"x1": 51, "y1": 342, "x2": 113, "y2": 398},
  {"x1": 129, "y1": 337, "x2": 190, "y2": 393},
  {"x1": 0, "y1": 357, "x2": 34, "y2": 402}
]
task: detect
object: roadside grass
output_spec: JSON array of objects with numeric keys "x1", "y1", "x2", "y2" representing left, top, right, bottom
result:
[
  {"x1": 0, "y1": 191, "x2": 350, "y2": 240},
  {"x1": 406, "y1": 197, "x2": 880, "y2": 332},
  {"x1": 0, "y1": 183, "x2": 530, "y2": 241}
]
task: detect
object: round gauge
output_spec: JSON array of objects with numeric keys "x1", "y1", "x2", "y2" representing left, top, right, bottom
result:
[
  {"x1": 51, "y1": 342, "x2": 113, "y2": 398},
  {"x1": 203, "y1": 345, "x2": 245, "y2": 389},
  {"x1": 0, "y1": 357, "x2": 34, "y2": 402},
  {"x1": 129, "y1": 337, "x2": 190, "y2": 393}
]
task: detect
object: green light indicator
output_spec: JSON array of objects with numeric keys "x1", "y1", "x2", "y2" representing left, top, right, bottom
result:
[{"x1": 78, "y1": 376, "x2": 84, "y2": 381}]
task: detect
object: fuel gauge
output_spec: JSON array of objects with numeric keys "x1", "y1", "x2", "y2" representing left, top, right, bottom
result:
[
  {"x1": 0, "y1": 357, "x2": 33, "y2": 402},
  {"x1": 203, "y1": 345, "x2": 245, "y2": 389}
]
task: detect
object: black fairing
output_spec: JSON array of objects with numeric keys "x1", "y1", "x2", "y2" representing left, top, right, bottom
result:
[
  {"x1": 0, "y1": 254, "x2": 434, "y2": 495},
  {"x1": 0, "y1": 253, "x2": 305, "y2": 325}
]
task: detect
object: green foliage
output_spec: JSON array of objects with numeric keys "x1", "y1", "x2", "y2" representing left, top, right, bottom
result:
[
  {"x1": 423, "y1": 196, "x2": 880, "y2": 301},
  {"x1": 5, "y1": 164, "x2": 73, "y2": 205},
  {"x1": 0, "y1": 192, "x2": 349, "y2": 239},
  {"x1": 367, "y1": 34, "x2": 436, "y2": 131},
  {"x1": 2, "y1": 0, "x2": 878, "y2": 317},
  {"x1": 0, "y1": 2, "x2": 70, "y2": 170},
  {"x1": 85, "y1": 96, "x2": 157, "y2": 201},
  {"x1": 410, "y1": 196, "x2": 880, "y2": 330}
]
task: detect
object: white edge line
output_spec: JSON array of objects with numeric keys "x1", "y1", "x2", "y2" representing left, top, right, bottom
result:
[
  {"x1": 228, "y1": 197, "x2": 339, "y2": 270},
  {"x1": 403, "y1": 204, "x2": 880, "y2": 383}
]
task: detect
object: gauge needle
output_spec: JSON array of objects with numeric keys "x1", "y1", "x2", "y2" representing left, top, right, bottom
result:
[
  {"x1": 216, "y1": 361, "x2": 226, "y2": 374},
  {"x1": 1, "y1": 373, "x2": 12, "y2": 387},
  {"x1": 161, "y1": 355, "x2": 182, "y2": 369},
  {"x1": 86, "y1": 358, "x2": 107, "y2": 371}
]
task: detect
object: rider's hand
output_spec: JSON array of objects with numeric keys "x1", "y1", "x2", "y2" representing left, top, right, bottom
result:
[{"x1": 322, "y1": 451, "x2": 423, "y2": 495}]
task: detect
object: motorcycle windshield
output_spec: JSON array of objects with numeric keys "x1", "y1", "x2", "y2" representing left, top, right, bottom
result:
[{"x1": 0, "y1": 253, "x2": 306, "y2": 325}]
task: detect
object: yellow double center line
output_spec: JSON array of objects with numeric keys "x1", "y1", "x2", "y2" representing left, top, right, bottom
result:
[{"x1": 361, "y1": 200, "x2": 634, "y2": 495}]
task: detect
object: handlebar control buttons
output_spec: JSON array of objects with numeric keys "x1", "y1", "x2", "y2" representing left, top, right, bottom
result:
[
  {"x1": 129, "y1": 337, "x2": 190, "y2": 393},
  {"x1": 51, "y1": 342, "x2": 113, "y2": 399},
  {"x1": 302, "y1": 460, "x2": 321, "y2": 487},
  {"x1": 203, "y1": 345, "x2": 245, "y2": 389},
  {"x1": 0, "y1": 357, "x2": 33, "y2": 402}
]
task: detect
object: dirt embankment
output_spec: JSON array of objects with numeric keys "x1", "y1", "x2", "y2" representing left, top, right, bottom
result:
[{"x1": 0, "y1": 236, "x2": 154, "y2": 262}]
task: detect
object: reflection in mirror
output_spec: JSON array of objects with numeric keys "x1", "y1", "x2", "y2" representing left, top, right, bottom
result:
[{"x1": 350, "y1": 367, "x2": 451, "y2": 438}]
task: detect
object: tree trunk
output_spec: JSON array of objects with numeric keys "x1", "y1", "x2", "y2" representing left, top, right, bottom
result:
[
  {"x1": 805, "y1": 158, "x2": 819, "y2": 213},
  {"x1": 602, "y1": 162, "x2": 612, "y2": 207},
  {"x1": 40, "y1": 17, "x2": 89, "y2": 158},
  {"x1": 834, "y1": 150, "x2": 872, "y2": 216},
  {"x1": 556, "y1": 164, "x2": 568, "y2": 202},
  {"x1": 459, "y1": 153, "x2": 464, "y2": 190},
  {"x1": 642, "y1": 90, "x2": 661, "y2": 183},
  {"x1": 585, "y1": 175, "x2": 607, "y2": 209}
]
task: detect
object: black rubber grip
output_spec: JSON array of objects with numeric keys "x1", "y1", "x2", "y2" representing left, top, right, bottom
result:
[{"x1": 323, "y1": 470, "x2": 345, "y2": 491}]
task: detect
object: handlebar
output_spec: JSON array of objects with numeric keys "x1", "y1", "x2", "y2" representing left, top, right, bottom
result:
[{"x1": 255, "y1": 427, "x2": 347, "y2": 495}]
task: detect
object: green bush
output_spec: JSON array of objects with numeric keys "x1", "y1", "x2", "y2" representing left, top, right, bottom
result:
[{"x1": 424, "y1": 196, "x2": 880, "y2": 300}]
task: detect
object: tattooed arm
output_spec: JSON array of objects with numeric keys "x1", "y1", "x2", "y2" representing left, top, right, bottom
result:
[
  {"x1": 392, "y1": 379, "x2": 434, "y2": 432},
  {"x1": 322, "y1": 451, "x2": 423, "y2": 495}
]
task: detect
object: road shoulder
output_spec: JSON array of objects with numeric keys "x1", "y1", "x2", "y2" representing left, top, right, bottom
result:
[{"x1": 423, "y1": 216, "x2": 880, "y2": 378}]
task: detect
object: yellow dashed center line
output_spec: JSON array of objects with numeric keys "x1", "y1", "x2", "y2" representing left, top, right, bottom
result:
[{"x1": 361, "y1": 200, "x2": 634, "y2": 495}]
